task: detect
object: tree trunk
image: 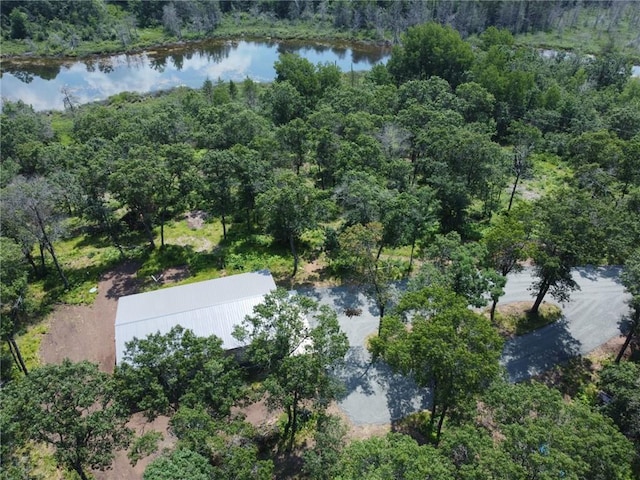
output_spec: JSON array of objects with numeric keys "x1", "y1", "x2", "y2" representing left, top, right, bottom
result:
[
  {"x1": 530, "y1": 279, "x2": 550, "y2": 314},
  {"x1": 288, "y1": 391, "x2": 299, "y2": 452},
  {"x1": 376, "y1": 243, "x2": 384, "y2": 262},
  {"x1": 377, "y1": 303, "x2": 387, "y2": 336},
  {"x1": 283, "y1": 405, "x2": 292, "y2": 450},
  {"x1": 24, "y1": 249, "x2": 39, "y2": 277},
  {"x1": 46, "y1": 241, "x2": 69, "y2": 290},
  {"x1": 221, "y1": 213, "x2": 227, "y2": 241},
  {"x1": 289, "y1": 234, "x2": 299, "y2": 278},
  {"x1": 33, "y1": 207, "x2": 69, "y2": 289},
  {"x1": 615, "y1": 312, "x2": 638, "y2": 363},
  {"x1": 160, "y1": 208, "x2": 166, "y2": 249},
  {"x1": 490, "y1": 298, "x2": 498, "y2": 323},
  {"x1": 39, "y1": 242, "x2": 47, "y2": 275},
  {"x1": 508, "y1": 170, "x2": 521, "y2": 212},
  {"x1": 8, "y1": 337, "x2": 28, "y2": 375},
  {"x1": 408, "y1": 236, "x2": 416, "y2": 274},
  {"x1": 245, "y1": 209, "x2": 252, "y2": 233},
  {"x1": 428, "y1": 390, "x2": 438, "y2": 439},
  {"x1": 435, "y1": 404, "x2": 448, "y2": 446},
  {"x1": 142, "y1": 214, "x2": 156, "y2": 249},
  {"x1": 72, "y1": 462, "x2": 89, "y2": 480}
]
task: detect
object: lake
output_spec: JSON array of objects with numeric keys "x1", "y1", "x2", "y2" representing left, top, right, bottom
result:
[
  {"x1": 1, "y1": 41, "x2": 637, "y2": 112},
  {"x1": 0, "y1": 39, "x2": 390, "y2": 111}
]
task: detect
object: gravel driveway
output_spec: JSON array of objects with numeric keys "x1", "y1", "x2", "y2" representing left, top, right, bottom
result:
[{"x1": 300, "y1": 266, "x2": 631, "y2": 425}]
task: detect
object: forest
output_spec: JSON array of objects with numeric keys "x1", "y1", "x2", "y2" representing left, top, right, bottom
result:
[
  {"x1": 1, "y1": 7, "x2": 640, "y2": 480},
  {"x1": 1, "y1": 0, "x2": 639, "y2": 60}
]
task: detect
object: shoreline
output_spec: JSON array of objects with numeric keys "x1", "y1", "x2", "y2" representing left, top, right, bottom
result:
[{"x1": 0, "y1": 32, "x2": 393, "y2": 63}]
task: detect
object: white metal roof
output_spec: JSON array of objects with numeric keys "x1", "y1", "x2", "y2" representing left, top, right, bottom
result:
[{"x1": 114, "y1": 270, "x2": 276, "y2": 364}]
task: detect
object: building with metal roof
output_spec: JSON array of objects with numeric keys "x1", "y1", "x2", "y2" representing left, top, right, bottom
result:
[{"x1": 114, "y1": 270, "x2": 277, "y2": 364}]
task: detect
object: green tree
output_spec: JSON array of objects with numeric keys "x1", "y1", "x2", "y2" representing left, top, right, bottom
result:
[
  {"x1": 156, "y1": 144, "x2": 194, "y2": 248},
  {"x1": 278, "y1": 118, "x2": 310, "y2": 175},
  {"x1": 1, "y1": 360, "x2": 132, "y2": 480},
  {"x1": 168, "y1": 404, "x2": 274, "y2": 478},
  {"x1": 381, "y1": 187, "x2": 439, "y2": 272},
  {"x1": 303, "y1": 414, "x2": 347, "y2": 480},
  {"x1": 230, "y1": 145, "x2": 270, "y2": 231},
  {"x1": 336, "y1": 222, "x2": 403, "y2": 325},
  {"x1": 480, "y1": 380, "x2": 635, "y2": 480},
  {"x1": 599, "y1": 362, "x2": 640, "y2": 456},
  {"x1": 114, "y1": 326, "x2": 242, "y2": 419},
  {"x1": 9, "y1": 8, "x2": 28, "y2": 39},
  {"x1": 256, "y1": 171, "x2": 325, "y2": 277},
  {"x1": 529, "y1": 189, "x2": 606, "y2": 313},
  {"x1": 262, "y1": 80, "x2": 306, "y2": 125},
  {"x1": 388, "y1": 22, "x2": 474, "y2": 87},
  {"x1": 416, "y1": 232, "x2": 506, "y2": 316},
  {"x1": 233, "y1": 289, "x2": 348, "y2": 451},
  {"x1": 371, "y1": 287, "x2": 503, "y2": 444},
  {"x1": 1, "y1": 175, "x2": 69, "y2": 289},
  {"x1": 616, "y1": 247, "x2": 640, "y2": 362},
  {"x1": 144, "y1": 448, "x2": 212, "y2": 480},
  {"x1": 336, "y1": 433, "x2": 455, "y2": 480},
  {"x1": 334, "y1": 171, "x2": 390, "y2": 226},
  {"x1": 200, "y1": 149, "x2": 238, "y2": 240},
  {"x1": 483, "y1": 206, "x2": 531, "y2": 277},
  {"x1": 274, "y1": 53, "x2": 320, "y2": 104},
  {"x1": 110, "y1": 147, "x2": 162, "y2": 249},
  {"x1": 0, "y1": 237, "x2": 30, "y2": 376}
]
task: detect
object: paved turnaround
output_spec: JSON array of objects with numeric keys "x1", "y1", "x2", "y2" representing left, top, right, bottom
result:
[{"x1": 299, "y1": 266, "x2": 631, "y2": 425}]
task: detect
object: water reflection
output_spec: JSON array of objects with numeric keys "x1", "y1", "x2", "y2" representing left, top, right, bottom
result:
[{"x1": 0, "y1": 39, "x2": 389, "y2": 111}]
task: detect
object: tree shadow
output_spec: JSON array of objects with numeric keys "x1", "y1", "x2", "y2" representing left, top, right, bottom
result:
[
  {"x1": 501, "y1": 317, "x2": 582, "y2": 382},
  {"x1": 299, "y1": 285, "x2": 369, "y2": 313},
  {"x1": 334, "y1": 347, "x2": 376, "y2": 397},
  {"x1": 617, "y1": 312, "x2": 640, "y2": 361},
  {"x1": 380, "y1": 361, "x2": 430, "y2": 422},
  {"x1": 333, "y1": 346, "x2": 430, "y2": 426},
  {"x1": 618, "y1": 312, "x2": 636, "y2": 335},
  {"x1": 574, "y1": 265, "x2": 623, "y2": 284},
  {"x1": 104, "y1": 261, "x2": 141, "y2": 300},
  {"x1": 533, "y1": 356, "x2": 596, "y2": 397}
]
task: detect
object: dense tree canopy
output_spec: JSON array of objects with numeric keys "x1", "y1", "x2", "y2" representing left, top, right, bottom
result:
[
  {"x1": 1, "y1": 360, "x2": 132, "y2": 480},
  {"x1": 233, "y1": 288, "x2": 348, "y2": 451},
  {"x1": 114, "y1": 326, "x2": 243, "y2": 419},
  {"x1": 371, "y1": 287, "x2": 503, "y2": 443}
]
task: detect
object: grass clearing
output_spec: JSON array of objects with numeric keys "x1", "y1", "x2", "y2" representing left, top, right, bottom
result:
[
  {"x1": 15, "y1": 323, "x2": 48, "y2": 372},
  {"x1": 492, "y1": 301, "x2": 563, "y2": 337},
  {"x1": 513, "y1": 7, "x2": 640, "y2": 63},
  {"x1": 392, "y1": 410, "x2": 434, "y2": 445},
  {"x1": 49, "y1": 113, "x2": 74, "y2": 146},
  {"x1": 33, "y1": 228, "x2": 126, "y2": 307},
  {"x1": 135, "y1": 216, "x2": 295, "y2": 288},
  {"x1": 517, "y1": 152, "x2": 573, "y2": 200}
]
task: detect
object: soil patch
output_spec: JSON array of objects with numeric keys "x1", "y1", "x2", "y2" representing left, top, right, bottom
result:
[
  {"x1": 39, "y1": 262, "x2": 140, "y2": 373},
  {"x1": 286, "y1": 258, "x2": 340, "y2": 290},
  {"x1": 184, "y1": 210, "x2": 208, "y2": 230},
  {"x1": 94, "y1": 414, "x2": 176, "y2": 480}
]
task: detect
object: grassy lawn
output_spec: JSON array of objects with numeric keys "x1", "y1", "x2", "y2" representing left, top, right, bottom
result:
[
  {"x1": 515, "y1": 152, "x2": 573, "y2": 202},
  {"x1": 14, "y1": 323, "x2": 48, "y2": 372},
  {"x1": 29, "y1": 212, "x2": 304, "y2": 309},
  {"x1": 492, "y1": 301, "x2": 563, "y2": 337},
  {"x1": 49, "y1": 113, "x2": 74, "y2": 146}
]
